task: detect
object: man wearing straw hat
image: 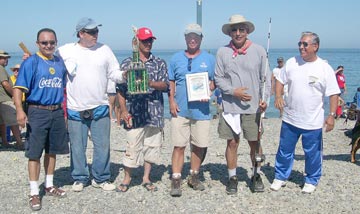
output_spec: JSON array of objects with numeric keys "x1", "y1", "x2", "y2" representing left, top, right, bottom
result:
[{"x1": 215, "y1": 15, "x2": 271, "y2": 194}]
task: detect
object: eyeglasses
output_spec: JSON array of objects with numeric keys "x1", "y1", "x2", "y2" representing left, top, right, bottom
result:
[
  {"x1": 82, "y1": 28, "x2": 99, "y2": 35},
  {"x1": 38, "y1": 40, "x2": 56, "y2": 46},
  {"x1": 298, "y1": 41, "x2": 311, "y2": 48},
  {"x1": 140, "y1": 38, "x2": 154, "y2": 44},
  {"x1": 231, "y1": 27, "x2": 247, "y2": 33},
  {"x1": 187, "y1": 58, "x2": 192, "y2": 71}
]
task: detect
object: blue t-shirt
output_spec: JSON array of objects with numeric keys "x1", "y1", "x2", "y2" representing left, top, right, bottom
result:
[
  {"x1": 15, "y1": 53, "x2": 67, "y2": 105},
  {"x1": 168, "y1": 50, "x2": 215, "y2": 120},
  {"x1": 117, "y1": 53, "x2": 169, "y2": 129}
]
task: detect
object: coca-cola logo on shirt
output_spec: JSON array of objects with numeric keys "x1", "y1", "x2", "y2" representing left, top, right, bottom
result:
[{"x1": 39, "y1": 77, "x2": 62, "y2": 88}]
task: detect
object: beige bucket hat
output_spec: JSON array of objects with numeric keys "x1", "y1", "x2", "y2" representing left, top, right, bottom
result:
[{"x1": 222, "y1": 14, "x2": 255, "y2": 35}]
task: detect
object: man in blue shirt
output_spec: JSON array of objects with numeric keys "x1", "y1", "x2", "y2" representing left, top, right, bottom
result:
[
  {"x1": 14, "y1": 28, "x2": 68, "y2": 211},
  {"x1": 168, "y1": 24, "x2": 215, "y2": 197}
]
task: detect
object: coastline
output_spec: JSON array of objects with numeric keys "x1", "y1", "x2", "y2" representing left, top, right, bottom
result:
[{"x1": 1, "y1": 117, "x2": 359, "y2": 213}]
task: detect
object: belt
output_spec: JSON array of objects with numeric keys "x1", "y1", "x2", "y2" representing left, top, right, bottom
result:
[{"x1": 28, "y1": 104, "x2": 62, "y2": 111}]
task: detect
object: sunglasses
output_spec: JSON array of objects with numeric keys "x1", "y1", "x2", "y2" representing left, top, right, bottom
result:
[
  {"x1": 298, "y1": 41, "x2": 311, "y2": 48},
  {"x1": 140, "y1": 38, "x2": 154, "y2": 44},
  {"x1": 231, "y1": 27, "x2": 247, "y2": 33},
  {"x1": 82, "y1": 28, "x2": 99, "y2": 35},
  {"x1": 38, "y1": 40, "x2": 56, "y2": 46},
  {"x1": 187, "y1": 58, "x2": 192, "y2": 71}
]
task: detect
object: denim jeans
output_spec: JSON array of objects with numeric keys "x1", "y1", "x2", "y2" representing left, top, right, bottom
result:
[{"x1": 68, "y1": 116, "x2": 111, "y2": 184}]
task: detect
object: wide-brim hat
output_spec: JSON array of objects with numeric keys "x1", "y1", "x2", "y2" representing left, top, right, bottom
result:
[
  {"x1": 222, "y1": 14, "x2": 255, "y2": 35},
  {"x1": 10, "y1": 64, "x2": 20, "y2": 71},
  {"x1": 0, "y1": 50, "x2": 11, "y2": 58}
]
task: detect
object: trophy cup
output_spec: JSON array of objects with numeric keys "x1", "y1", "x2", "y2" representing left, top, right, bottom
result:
[{"x1": 127, "y1": 26, "x2": 150, "y2": 94}]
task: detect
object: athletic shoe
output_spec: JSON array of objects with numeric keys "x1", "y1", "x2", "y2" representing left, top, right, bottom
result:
[
  {"x1": 270, "y1": 179, "x2": 287, "y2": 191},
  {"x1": 72, "y1": 181, "x2": 84, "y2": 192},
  {"x1": 302, "y1": 183, "x2": 316, "y2": 194},
  {"x1": 251, "y1": 173, "x2": 265, "y2": 192},
  {"x1": 170, "y1": 177, "x2": 182, "y2": 197},
  {"x1": 91, "y1": 179, "x2": 116, "y2": 191},
  {"x1": 226, "y1": 176, "x2": 238, "y2": 195}
]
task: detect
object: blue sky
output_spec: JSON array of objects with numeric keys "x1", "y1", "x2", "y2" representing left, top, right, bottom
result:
[{"x1": 2, "y1": 0, "x2": 359, "y2": 52}]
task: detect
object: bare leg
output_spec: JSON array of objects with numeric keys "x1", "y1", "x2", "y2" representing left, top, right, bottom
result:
[
  {"x1": 29, "y1": 159, "x2": 41, "y2": 181},
  {"x1": 172, "y1": 146, "x2": 185, "y2": 174},
  {"x1": 143, "y1": 161, "x2": 152, "y2": 183},
  {"x1": 226, "y1": 139, "x2": 239, "y2": 169},
  {"x1": 190, "y1": 144, "x2": 205, "y2": 172}
]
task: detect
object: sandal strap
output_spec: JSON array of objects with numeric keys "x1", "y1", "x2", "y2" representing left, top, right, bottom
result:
[{"x1": 45, "y1": 186, "x2": 66, "y2": 197}]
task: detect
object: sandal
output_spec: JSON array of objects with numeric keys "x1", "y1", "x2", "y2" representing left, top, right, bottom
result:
[
  {"x1": 142, "y1": 182, "x2": 158, "y2": 192},
  {"x1": 45, "y1": 186, "x2": 66, "y2": 197},
  {"x1": 29, "y1": 195, "x2": 41, "y2": 211},
  {"x1": 116, "y1": 183, "x2": 129, "y2": 192}
]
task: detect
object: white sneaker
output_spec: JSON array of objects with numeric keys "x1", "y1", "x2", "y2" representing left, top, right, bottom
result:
[
  {"x1": 302, "y1": 183, "x2": 316, "y2": 194},
  {"x1": 72, "y1": 181, "x2": 84, "y2": 192},
  {"x1": 91, "y1": 179, "x2": 116, "y2": 191},
  {"x1": 270, "y1": 179, "x2": 287, "y2": 191}
]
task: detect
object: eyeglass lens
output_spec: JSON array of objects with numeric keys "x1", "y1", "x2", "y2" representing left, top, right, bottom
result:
[
  {"x1": 83, "y1": 28, "x2": 99, "y2": 35},
  {"x1": 39, "y1": 41, "x2": 56, "y2": 46},
  {"x1": 298, "y1": 41, "x2": 309, "y2": 48}
]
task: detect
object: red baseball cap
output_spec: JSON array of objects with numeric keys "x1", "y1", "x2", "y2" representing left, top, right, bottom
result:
[{"x1": 136, "y1": 27, "x2": 156, "y2": 40}]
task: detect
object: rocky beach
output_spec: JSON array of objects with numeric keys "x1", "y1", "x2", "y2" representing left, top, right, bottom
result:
[{"x1": 1, "y1": 117, "x2": 359, "y2": 214}]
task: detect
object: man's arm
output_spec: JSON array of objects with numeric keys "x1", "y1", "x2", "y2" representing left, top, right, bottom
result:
[
  {"x1": 1, "y1": 80, "x2": 13, "y2": 97},
  {"x1": 168, "y1": 80, "x2": 179, "y2": 117},
  {"x1": 13, "y1": 88, "x2": 27, "y2": 128},
  {"x1": 324, "y1": 94, "x2": 338, "y2": 132}
]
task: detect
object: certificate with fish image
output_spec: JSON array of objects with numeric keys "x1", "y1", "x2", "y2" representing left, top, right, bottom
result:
[{"x1": 186, "y1": 72, "x2": 210, "y2": 102}]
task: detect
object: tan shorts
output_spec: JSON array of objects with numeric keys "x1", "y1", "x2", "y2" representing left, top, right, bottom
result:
[
  {"x1": 218, "y1": 113, "x2": 262, "y2": 141},
  {"x1": 0, "y1": 101, "x2": 18, "y2": 126},
  {"x1": 171, "y1": 116, "x2": 210, "y2": 148},
  {"x1": 123, "y1": 126, "x2": 162, "y2": 168}
]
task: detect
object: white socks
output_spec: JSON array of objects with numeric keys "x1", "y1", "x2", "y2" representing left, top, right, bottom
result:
[
  {"x1": 45, "y1": 174, "x2": 54, "y2": 188},
  {"x1": 172, "y1": 173, "x2": 181, "y2": 179},
  {"x1": 228, "y1": 168, "x2": 236, "y2": 179},
  {"x1": 29, "y1": 181, "x2": 39, "y2": 196}
]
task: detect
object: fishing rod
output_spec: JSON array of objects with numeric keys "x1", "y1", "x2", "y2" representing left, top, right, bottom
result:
[{"x1": 251, "y1": 17, "x2": 272, "y2": 193}]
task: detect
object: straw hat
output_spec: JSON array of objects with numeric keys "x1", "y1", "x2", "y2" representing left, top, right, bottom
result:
[
  {"x1": 222, "y1": 15, "x2": 255, "y2": 35},
  {"x1": 0, "y1": 50, "x2": 11, "y2": 58},
  {"x1": 10, "y1": 64, "x2": 20, "y2": 71}
]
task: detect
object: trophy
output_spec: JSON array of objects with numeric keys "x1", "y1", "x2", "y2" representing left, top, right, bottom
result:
[{"x1": 127, "y1": 26, "x2": 150, "y2": 94}]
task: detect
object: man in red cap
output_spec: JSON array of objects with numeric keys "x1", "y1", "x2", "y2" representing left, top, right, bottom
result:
[{"x1": 116, "y1": 27, "x2": 168, "y2": 192}]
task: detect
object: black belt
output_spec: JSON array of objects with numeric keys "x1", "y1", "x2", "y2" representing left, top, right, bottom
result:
[{"x1": 28, "y1": 104, "x2": 62, "y2": 111}]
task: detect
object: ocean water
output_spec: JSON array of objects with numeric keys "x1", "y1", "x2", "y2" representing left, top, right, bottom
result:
[{"x1": 6, "y1": 48, "x2": 360, "y2": 118}]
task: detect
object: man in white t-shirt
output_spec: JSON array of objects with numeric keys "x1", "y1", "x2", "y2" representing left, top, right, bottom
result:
[
  {"x1": 56, "y1": 17, "x2": 125, "y2": 192},
  {"x1": 271, "y1": 57, "x2": 287, "y2": 117},
  {"x1": 271, "y1": 31, "x2": 340, "y2": 194}
]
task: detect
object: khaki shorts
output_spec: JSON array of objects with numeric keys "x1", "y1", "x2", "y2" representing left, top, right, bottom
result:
[
  {"x1": 123, "y1": 126, "x2": 162, "y2": 168},
  {"x1": 218, "y1": 113, "x2": 262, "y2": 141},
  {"x1": 171, "y1": 116, "x2": 210, "y2": 148},
  {"x1": 0, "y1": 101, "x2": 18, "y2": 126}
]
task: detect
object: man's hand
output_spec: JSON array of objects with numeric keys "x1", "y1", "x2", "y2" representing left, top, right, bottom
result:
[
  {"x1": 274, "y1": 96, "x2": 285, "y2": 110},
  {"x1": 16, "y1": 110, "x2": 27, "y2": 128},
  {"x1": 324, "y1": 115, "x2": 335, "y2": 132},
  {"x1": 169, "y1": 99, "x2": 180, "y2": 117},
  {"x1": 259, "y1": 100, "x2": 267, "y2": 112},
  {"x1": 233, "y1": 87, "x2": 252, "y2": 102}
]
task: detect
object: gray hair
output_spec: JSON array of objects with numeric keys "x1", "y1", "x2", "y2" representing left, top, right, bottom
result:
[{"x1": 301, "y1": 31, "x2": 320, "y2": 51}]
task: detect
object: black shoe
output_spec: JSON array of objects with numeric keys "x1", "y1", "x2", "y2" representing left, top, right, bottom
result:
[
  {"x1": 251, "y1": 173, "x2": 264, "y2": 193},
  {"x1": 170, "y1": 177, "x2": 182, "y2": 197},
  {"x1": 226, "y1": 176, "x2": 238, "y2": 195}
]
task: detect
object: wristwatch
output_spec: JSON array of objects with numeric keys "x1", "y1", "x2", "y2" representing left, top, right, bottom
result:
[{"x1": 329, "y1": 112, "x2": 336, "y2": 118}]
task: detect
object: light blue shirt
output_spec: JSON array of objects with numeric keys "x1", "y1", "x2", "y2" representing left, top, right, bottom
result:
[{"x1": 168, "y1": 50, "x2": 215, "y2": 120}]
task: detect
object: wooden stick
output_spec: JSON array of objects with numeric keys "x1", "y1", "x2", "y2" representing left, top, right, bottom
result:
[{"x1": 18, "y1": 42, "x2": 31, "y2": 55}]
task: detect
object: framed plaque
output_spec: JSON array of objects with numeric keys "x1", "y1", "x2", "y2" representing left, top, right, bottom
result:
[{"x1": 186, "y1": 72, "x2": 210, "y2": 102}]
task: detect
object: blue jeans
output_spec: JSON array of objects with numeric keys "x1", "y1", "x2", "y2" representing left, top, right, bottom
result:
[
  {"x1": 68, "y1": 116, "x2": 111, "y2": 184},
  {"x1": 274, "y1": 121, "x2": 323, "y2": 185}
]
